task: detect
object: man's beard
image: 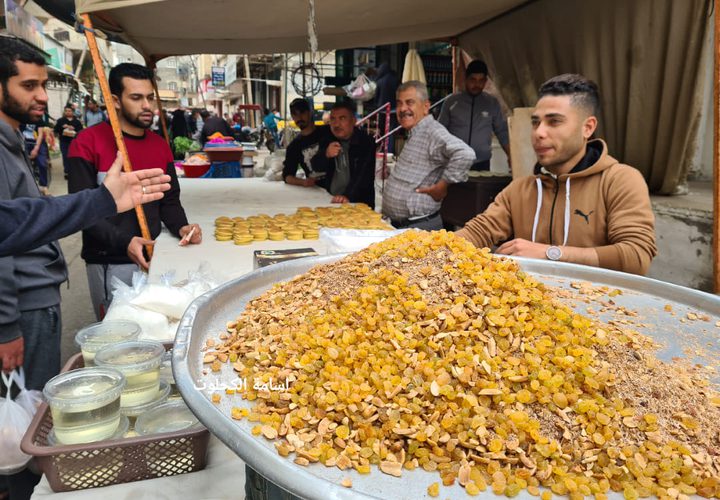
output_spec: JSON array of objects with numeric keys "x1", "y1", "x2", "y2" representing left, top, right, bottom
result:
[
  {"x1": 1, "y1": 87, "x2": 41, "y2": 124},
  {"x1": 121, "y1": 108, "x2": 152, "y2": 130}
]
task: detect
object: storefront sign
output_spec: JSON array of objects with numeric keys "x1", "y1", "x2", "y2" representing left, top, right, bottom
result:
[
  {"x1": 211, "y1": 66, "x2": 225, "y2": 88},
  {"x1": 4, "y1": 0, "x2": 45, "y2": 49}
]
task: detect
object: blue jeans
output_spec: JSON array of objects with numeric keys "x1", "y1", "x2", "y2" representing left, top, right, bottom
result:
[
  {"x1": 25, "y1": 142, "x2": 49, "y2": 188},
  {"x1": 20, "y1": 305, "x2": 62, "y2": 391},
  {"x1": 60, "y1": 141, "x2": 71, "y2": 175}
]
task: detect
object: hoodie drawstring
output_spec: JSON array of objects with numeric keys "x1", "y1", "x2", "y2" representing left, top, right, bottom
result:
[
  {"x1": 531, "y1": 177, "x2": 571, "y2": 246},
  {"x1": 531, "y1": 178, "x2": 543, "y2": 243},
  {"x1": 562, "y1": 178, "x2": 570, "y2": 246}
]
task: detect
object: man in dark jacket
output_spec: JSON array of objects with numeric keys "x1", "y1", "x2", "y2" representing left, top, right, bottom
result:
[
  {"x1": 282, "y1": 98, "x2": 329, "y2": 187},
  {"x1": 373, "y1": 62, "x2": 399, "y2": 153},
  {"x1": 68, "y1": 63, "x2": 201, "y2": 320},
  {"x1": 0, "y1": 36, "x2": 69, "y2": 500},
  {"x1": 311, "y1": 101, "x2": 376, "y2": 208},
  {"x1": 54, "y1": 104, "x2": 83, "y2": 178},
  {"x1": 199, "y1": 110, "x2": 233, "y2": 144}
]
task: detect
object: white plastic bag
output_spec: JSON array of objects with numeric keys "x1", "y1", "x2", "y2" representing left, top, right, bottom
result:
[
  {"x1": 130, "y1": 284, "x2": 193, "y2": 320},
  {"x1": 104, "y1": 274, "x2": 170, "y2": 340},
  {"x1": 105, "y1": 267, "x2": 219, "y2": 343},
  {"x1": 0, "y1": 371, "x2": 33, "y2": 474},
  {"x1": 344, "y1": 73, "x2": 377, "y2": 102},
  {"x1": 13, "y1": 368, "x2": 42, "y2": 418},
  {"x1": 263, "y1": 152, "x2": 286, "y2": 182},
  {"x1": 320, "y1": 228, "x2": 408, "y2": 254}
]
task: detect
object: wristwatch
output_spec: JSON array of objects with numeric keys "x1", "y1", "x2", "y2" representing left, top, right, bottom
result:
[{"x1": 546, "y1": 246, "x2": 562, "y2": 261}]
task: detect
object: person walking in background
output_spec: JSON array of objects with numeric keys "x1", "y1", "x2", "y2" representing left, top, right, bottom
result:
[
  {"x1": 20, "y1": 119, "x2": 50, "y2": 194},
  {"x1": 170, "y1": 108, "x2": 190, "y2": 140},
  {"x1": 54, "y1": 104, "x2": 83, "y2": 179},
  {"x1": 84, "y1": 98, "x2": 105, "y2": 127},
  {"x1": 262, "y1": 107, "x2": 281, "y2": 148},
  {"x1": 373, "y1": 62, "x2": 399, "y2": 152}
]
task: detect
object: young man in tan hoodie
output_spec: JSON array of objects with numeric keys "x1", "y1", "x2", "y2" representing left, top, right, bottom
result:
[{"x1": 455, "y1": 74, "x2": 656, "y2": 276}]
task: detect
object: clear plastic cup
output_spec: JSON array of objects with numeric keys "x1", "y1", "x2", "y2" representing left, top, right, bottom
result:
[
  {"x1": 43, "y1": 367, "x2": 126, "y2": 445},
  {"x1": 94, "y1": 341, "x2": 165, "y2": 408},
  {"x1": 74, "y1": 321, "x2": 141, "y2": 366}
]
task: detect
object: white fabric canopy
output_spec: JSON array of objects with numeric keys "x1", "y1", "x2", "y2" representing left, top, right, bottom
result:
[{"x1": 74, "y1": 0, "x2": 526, "y2": 58}]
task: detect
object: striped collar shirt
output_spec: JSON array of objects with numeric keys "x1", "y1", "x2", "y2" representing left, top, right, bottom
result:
[{"x1": 382, "y1": 115, "x2": 475, "y2": 220}]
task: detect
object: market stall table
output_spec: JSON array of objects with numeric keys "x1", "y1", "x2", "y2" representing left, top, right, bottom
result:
[
  {"x1": 149, "y1": 177, "x2": 336, "y2": 285},
  {"x1": 32, "y1": 178, "x2": 337, "y2": 499}
]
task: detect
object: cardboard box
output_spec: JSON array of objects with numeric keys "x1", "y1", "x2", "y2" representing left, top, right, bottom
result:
[{"x1": 253, "y1": 248, "x2": 318, "y2": 269}]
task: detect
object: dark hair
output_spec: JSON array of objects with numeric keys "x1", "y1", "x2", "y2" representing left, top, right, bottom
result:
[
  {"x1": 108, "y1": 63, "x2": 154, "y2": 97},
  {"x1": 0, "y1": 37, "x2": 46, "y2": 89},
  {"x1": 538, "y1": 73, "x2": 600, "y2": 116},
  {"x1": 465, "y1": 60, "x2": 488, "y2": 78},
  {"x1": 263, "y1": 107, "x2": 270, "y2": 115},
  {"x1": 331, "y1": 100, "x2": 356, "y2": 115},
  {"x1": 64, "y1": 104, "x2": 73, "y2": 110},
  {"x1": 289, "y1": 98, "x2": 310, "y2": 114},
  {"x1": 200, "y1": 110, "x2": 210, "y2": 119}
]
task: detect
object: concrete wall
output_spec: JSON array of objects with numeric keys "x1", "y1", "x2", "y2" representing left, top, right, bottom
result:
[
  {"x1": 647, "y1": 193, "x2": 713, "y2": 292},
  {"x1": 689, "y1": 20, "x2": 713, "y2": 182}
]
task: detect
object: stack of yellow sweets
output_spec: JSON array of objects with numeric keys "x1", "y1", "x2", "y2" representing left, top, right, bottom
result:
[{"x1": 213, "y1": 204, "x2": 392, "y2": 244}]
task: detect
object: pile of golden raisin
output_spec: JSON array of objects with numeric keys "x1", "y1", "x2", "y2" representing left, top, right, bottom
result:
[{"x1": 204, "y1": 230, "x2": 720, "y2": 499}]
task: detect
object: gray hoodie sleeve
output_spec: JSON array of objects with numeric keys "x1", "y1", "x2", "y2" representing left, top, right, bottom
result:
[
  {"x1": 0, "y1": 256, "x2": 21, "y2": 343},
  {"x1": 0, "y1": 157, "x2": 21, "y2": 344},
  {"x1": 491, "y1": 97, "x2": 509, "y2": 147},
  {"x1": 438, "y1": 96, "x2": 453, "y2": 128}
]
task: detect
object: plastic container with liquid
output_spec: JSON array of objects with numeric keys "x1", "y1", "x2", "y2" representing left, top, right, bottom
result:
[
  {"x1": 74, "y1": 321, "x2": 141, "y2": 366},
  {"x1": 43, "y1": 367, "x2": 126, "y2": 445},
  {"x1": 94, "y1": 341, "x2": 164, "y2": 408}
]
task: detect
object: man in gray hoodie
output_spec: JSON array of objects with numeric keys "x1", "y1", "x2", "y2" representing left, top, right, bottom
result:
[
  {"x1": 438, "y1": 60, "x2": 511, "y2": 172},
  {"x1": 0, "y1": 39, "x2": 67, "y2": 385},
  {"x1": 0, "y1": 36, "x2": 69, "y2": 500}
]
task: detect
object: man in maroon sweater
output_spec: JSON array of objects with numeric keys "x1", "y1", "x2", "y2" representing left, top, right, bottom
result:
[{"x1": 68, "y1": 63, "x2": 202, "y2": 319}]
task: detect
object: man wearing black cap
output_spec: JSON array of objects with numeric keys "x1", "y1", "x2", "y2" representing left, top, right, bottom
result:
[
  {"x1": 438, "y1": 60, "x2": 511, "y2": 171},
  {"x1": 282, "y1": 98, "x2": 329, "y2": 187}
]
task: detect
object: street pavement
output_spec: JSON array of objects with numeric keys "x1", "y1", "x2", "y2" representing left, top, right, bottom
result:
[{"x1": 47, "y1": 156, "x2": 96, "y2": 367}]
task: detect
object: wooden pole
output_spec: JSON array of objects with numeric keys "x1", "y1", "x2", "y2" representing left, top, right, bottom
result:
[
  {"x1": 244, "y1": 55, "x2": 255, "y2": 127},
  {"x1": 145, "y1": 58, "x2": 171, "y2": 145},
  {"x1": 80, "y1": 14, "x2": 153, "y2": 259},
  {"x1": 714, "y1": 0, "x2": 720, "y2": 293}
]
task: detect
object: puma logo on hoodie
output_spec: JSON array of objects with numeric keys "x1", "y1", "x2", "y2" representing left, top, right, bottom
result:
[{"x1": 574, "y1": 209, "x2": 594, "y2": 224}]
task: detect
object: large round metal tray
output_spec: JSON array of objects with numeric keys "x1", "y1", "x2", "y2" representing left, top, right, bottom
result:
[{"x1": 174, "y1": 255, "x2": 720, "y2": 499}]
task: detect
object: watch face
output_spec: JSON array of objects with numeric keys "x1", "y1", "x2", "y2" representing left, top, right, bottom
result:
[{"x1": 546, "y1": 246, "x2": 562, "y2": 261}]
